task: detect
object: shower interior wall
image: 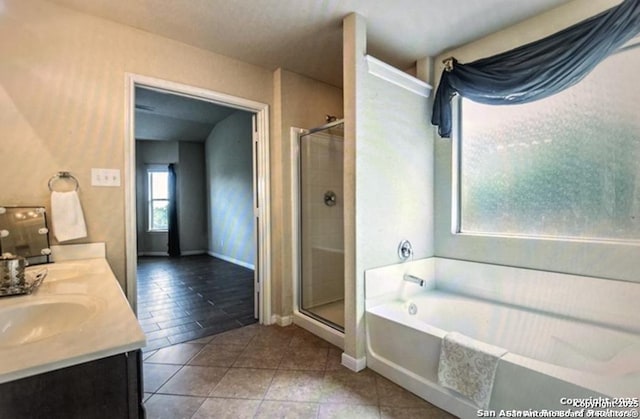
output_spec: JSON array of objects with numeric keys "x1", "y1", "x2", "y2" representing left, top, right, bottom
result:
[{"x1": 300, "y1": 127, "x2": 345, "y2": 312}]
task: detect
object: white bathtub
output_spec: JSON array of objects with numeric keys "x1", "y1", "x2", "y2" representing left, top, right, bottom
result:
[{"x1": 365, "y1": 258, "x2": 640, "y2": 418}]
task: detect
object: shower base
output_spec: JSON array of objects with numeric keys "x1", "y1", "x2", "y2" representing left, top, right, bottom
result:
[{"x1": 308, "y1": 299, "x2": 344, "y2": 328}]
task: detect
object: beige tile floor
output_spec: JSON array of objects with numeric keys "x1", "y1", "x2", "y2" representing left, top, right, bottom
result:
[{"x1": 143, "y1": 323, "x2": 456, "y2": 418}]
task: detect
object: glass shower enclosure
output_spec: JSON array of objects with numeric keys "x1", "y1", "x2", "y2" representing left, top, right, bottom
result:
[{"x1": 298, "y1": 120, "x2": 345, "y2": 331}]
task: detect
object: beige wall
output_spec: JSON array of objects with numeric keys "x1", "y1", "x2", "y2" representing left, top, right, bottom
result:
[
  {"x1": 433, "y1": 0, "x2": 640, "y2": 283},
  {"x1": 433, "y1": 0, "x2": 619, "y2": 68},
  {"x1": 0, "y1": 0, "x2": 273, "y2": 289},
  {"x1": 271, "y1": 69, "x2": 343, "y2": 318}
]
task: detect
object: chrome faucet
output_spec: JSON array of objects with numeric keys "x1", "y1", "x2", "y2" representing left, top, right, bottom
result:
[{"x1": 403, "y1": 274, "x2": 425, "y2": 287}]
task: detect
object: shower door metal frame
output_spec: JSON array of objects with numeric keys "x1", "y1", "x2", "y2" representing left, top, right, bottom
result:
[
  {"x1": 306, "y1": 119, "x2": 346, "y2": 135},
  {"x1": 295, "y1": 120, "x2": 345, "y2": 333}
]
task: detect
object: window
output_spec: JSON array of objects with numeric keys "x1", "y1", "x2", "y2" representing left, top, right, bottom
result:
[
  {"x1": 147, "y1": 168, "x2": 169, "y2": 231},
  {"x1": 457, "y1": 45, "x2": 640, "y2": 241}
]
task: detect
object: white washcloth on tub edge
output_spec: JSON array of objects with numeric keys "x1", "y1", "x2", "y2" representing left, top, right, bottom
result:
[
  {"x1": 51, "y1": 190, "x2": 87, "y2": 242},
  {"x1": 437, "y1": 331, "x2": 507, "y2": 409}
]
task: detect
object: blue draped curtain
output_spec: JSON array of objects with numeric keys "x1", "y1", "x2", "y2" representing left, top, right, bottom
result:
[
  {"x1": 168, "y1": 163, "x2": 181, "y2": 257},
  {"x1": 432, "y1": 0, "x2": 640, "y2": 138}
]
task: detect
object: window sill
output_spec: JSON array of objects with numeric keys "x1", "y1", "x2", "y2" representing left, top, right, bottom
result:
[{"x1": 453, "y1": 231, "x2": 640, "y2": 246}]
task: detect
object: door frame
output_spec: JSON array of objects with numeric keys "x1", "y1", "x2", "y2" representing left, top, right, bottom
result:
[{"x1": 124, "y1": 73, "x2": 271, "y2": 324}]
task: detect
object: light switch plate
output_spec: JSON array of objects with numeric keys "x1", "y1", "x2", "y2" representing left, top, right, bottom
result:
[{"x1": 91, "y1": 168, "x2": 121, "y2": 187}]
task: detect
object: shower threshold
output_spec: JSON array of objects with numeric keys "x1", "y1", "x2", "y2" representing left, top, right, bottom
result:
[{"x1": 302, "y1": 299, "x2": 344, "y2": 331}]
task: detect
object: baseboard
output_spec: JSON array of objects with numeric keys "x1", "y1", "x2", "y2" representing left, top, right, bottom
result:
[
  {"x1": 270, "y1": 314, "x2": 293, "y2": 327},
  {"x1": 208, "y1": 251, "x2": 255, "y2": 270},
  {"x1": 181, "y1": 250, "x2": 207, "y2": 256},
  {"x1": 137, "y1": 251, "x2": 168, "y2": 257},
  {"x1": 341, "y1": 352, "x2": 367, "y2": 372},
  {"x1": 138, "y1": 250, "x2": 207, "y2": 257}
]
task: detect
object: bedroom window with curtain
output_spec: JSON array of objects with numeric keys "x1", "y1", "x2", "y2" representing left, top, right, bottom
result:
[
  {"x1": 147, "y1": 167, "x2": 169, "y2": 232},
  {"x1": 456, "y1": 43, "x2": 640, "y2": 241}
]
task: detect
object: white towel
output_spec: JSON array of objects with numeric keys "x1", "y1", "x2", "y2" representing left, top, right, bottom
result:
[
  {"x1": 437, "y1": 332, "x2": 507, "y2": 409},
  {"x1": 51, "y1": 191, "x2": 87, "y2": 242}
]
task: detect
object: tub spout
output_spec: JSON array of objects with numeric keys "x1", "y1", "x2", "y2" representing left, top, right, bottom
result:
[{"x1": 403, "y1": 274, "x2": 425, "y2": 287}]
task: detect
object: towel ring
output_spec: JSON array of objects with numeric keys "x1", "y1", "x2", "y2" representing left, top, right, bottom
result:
[{"x1": 48, "y1": 171, "x2": 79, "y2": 192}]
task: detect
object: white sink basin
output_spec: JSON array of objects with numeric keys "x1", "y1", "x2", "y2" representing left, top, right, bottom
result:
[{"x1": 0, "y1": 295, "x2": 103, "y2": 348}]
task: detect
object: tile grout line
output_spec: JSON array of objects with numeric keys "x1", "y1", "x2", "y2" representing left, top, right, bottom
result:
[{"x1": 145, "y1": 324, "x2": 453, "y2": 418}]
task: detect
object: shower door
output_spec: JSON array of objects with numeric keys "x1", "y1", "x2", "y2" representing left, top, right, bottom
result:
[{"x1": 298, "y1": 121, "x2": 345, "y2": 331}]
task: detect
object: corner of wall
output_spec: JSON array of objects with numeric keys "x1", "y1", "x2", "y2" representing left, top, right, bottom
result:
[
  {"x1": 270, "y1": 67, "x2": 285, "y2": 320},
  {"x1": 342, "y1": 11, "x2": 367, "y2": 363},
  {"x1": 416, "y1": 57, "x2": 434, "y2": 86},
  {"x1": 341, "y1": 352, "x2": 367, "y2": 372},
  {"x1": 270, "y1": 314, "x2": 293, "y2": 327}
]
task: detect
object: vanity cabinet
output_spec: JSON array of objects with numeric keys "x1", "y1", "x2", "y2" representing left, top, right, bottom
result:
[
  {"x1": 0, "y1": 256, "x2": 146, "y2": 418},
  {"x1": 0, "y1": 350, "x2": 144, "y2": 419}
]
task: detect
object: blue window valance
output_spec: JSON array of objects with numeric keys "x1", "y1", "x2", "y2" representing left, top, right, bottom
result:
[{"x1": 431, "y1": 0, "x2": 640, "y2": 138}]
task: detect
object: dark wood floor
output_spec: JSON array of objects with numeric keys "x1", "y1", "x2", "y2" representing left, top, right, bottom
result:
[{"x1": 136, "y1": 255, "x2": 257, "y2": 351}]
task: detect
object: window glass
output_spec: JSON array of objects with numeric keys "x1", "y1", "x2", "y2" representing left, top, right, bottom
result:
[
  {"x1": 459, "y1": 46, "x2": 640, "y2": 240},
  {"x1": 148, "y1": 170, "x2": 169, "y2": 231}
]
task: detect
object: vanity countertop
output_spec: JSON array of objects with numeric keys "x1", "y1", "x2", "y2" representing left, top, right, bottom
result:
[{"x1": 0, "y1": 258, "x2": 146, "y2": 384}]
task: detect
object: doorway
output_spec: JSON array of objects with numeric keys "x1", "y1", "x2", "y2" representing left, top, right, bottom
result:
[{"x1": 124, "y1": 74, "x2": 271, "y2": 328}]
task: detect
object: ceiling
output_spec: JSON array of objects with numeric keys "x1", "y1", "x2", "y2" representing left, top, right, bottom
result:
[
  {"x1": 135, "y1": 87, "x2": 237, "y2": 142},
  {"x1": 49, "y1": 0, "x2": 573, "y2": 88},
  {"x1": 58, "y1": 0, "x2": 573, "y2": 141}
]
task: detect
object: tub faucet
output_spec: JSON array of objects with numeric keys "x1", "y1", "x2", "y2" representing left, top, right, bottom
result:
[{"x1": 403, "y1": 274, "x2": 425, "y2": 287}]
